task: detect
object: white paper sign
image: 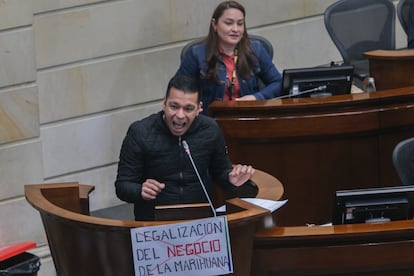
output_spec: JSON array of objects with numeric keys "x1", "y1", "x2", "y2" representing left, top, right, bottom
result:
[{"x1": 130, "y1": 216, "x2": 233, "y2": 276}]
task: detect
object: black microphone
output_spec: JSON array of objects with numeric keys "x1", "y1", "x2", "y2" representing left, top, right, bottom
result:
[
  {"x1": 182, "y1": 140, "x2": 217, "y2": 217},
  {"x1": 275, "y1": 85, "x2": 328, "y2": 99}
]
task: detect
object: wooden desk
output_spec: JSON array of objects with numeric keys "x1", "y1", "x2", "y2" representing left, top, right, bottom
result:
[
  {"x1": 364, "y1": 49, "x2": 414, "y2": 90},
  {"x1": 25, "y1": 169, "x2": 282, "y2": 276},
  {"x1": 209, "y1": 87, "x2": 414, "y2": 226},
  {"x1": 252, "y1": 220, "x2": 414, "y2": 275},
  {"x1": 26, "y1": 165, "x2": 414, "y2": 275}
]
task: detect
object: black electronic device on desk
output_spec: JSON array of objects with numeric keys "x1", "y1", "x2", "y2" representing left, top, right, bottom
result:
[
  {"x1": 332, "y1": 185, "x2": 414, "y2": 225},
  {"x1": 281, "y1": 65, "x2": 354, "y2": 98}
]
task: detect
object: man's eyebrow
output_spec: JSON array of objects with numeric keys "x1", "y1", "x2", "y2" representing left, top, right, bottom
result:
[
  {"x1": 168, "y1": 101, "x2": 196, "y2": 108},
  {"x1": 168, "y1": 100, "x2": 181, "y2": 105}
]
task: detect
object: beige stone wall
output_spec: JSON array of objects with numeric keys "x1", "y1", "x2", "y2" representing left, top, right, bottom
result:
[{"x1": 0, "y1": 0, "x2": 406, "y2": 275}]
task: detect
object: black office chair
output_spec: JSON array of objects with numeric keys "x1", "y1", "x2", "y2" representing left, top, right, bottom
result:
[
  {"x1": 180, "y1": 34, "x2": 273, "y2": 61},
  {"x1": 392, "y1": 137, "x2": 414, "y2": 185},
  {"x1": 397, "y1": 0, "x2": 414, "y2": 48},
  {"x1": 324, "y1": 0, "x2": 396, "y2": 87}
]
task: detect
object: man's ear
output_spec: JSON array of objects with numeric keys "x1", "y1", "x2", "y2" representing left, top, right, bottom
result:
[
  {"x1": 162, "y1": 97, "x2": 167, "y2": 111},
  {"x1": 198, "y1": 101, "x2": 203, "y2": 115}
]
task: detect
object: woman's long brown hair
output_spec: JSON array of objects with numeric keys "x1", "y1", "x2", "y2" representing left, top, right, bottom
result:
[{"x1": 204, "y1": 1, "x2": 257, "y2": 82}]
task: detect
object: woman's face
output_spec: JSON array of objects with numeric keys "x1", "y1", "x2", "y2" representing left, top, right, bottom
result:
[{"x1": 212, "y1": 8, "x2": 245, "y2": 50}]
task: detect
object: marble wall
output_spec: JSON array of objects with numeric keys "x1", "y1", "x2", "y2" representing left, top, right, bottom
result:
[{"x1": 0, "y1": 0, "x2": 406, "y2": 275}]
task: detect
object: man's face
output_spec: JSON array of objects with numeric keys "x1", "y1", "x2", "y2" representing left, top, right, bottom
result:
[{"x1": 162, "y1": 87, "x2": 202, "y2": 136}]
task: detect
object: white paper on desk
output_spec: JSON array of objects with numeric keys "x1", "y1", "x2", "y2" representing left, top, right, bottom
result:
[
  {"x1": 215, "y1": 199, "x2": 288, "y2": 213},
  {"x1": 241, "y1": 198, "x2": 288, "y2": 213},
  {"x1": 215, "y1": 205, "x2": 227, "y2": 212}
]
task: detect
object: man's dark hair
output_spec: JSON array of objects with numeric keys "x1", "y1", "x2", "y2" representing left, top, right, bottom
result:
[{"x1": 166, "y1": 75, "x2": 201, "y2": 102}]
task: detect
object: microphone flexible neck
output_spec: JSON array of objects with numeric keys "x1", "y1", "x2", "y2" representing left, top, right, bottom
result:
[{"x1": 182, "y1": 140, "x2": 217, "y2": 217}]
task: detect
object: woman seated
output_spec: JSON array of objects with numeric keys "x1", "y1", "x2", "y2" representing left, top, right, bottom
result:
[{"x1": 176, "y1": 0, "x2": 282, "y2": 113}]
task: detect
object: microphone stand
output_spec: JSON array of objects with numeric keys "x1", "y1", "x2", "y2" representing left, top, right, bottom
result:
[
  {"x1": 182, "y1": 140, "x2": 217, "y2": 217},
  {"x1": 275, "y1": 85, "x2": 328, "y2": 99}
]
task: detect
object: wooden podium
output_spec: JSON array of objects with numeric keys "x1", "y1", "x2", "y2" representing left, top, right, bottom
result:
[
  {"x1": 28, "y1": 183, "x2": 414, "y2": 275},
  {"x1": 25, "y1": 170, "x2": 283, "y2": 276},
  {"x1": 207, "y1": 88, "x2": 414, "y2": 275},
  {"x1": 364, "y1": 49, "x2": 414, "y2": 91},
  {"x1": 209, "y1": 86, "x2": 414, "y2": 226}
]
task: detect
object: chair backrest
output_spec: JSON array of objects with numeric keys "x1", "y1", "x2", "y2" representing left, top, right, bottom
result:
[
  {"x1": 392, "y1": 137, "x2": 414, "y2": 185},
  {"x1": 324, "y1": 0, "x2": 396, "y2": 79},
  {"x1": 397, "y1": 0, "x2": 414, "y2": 48},
  {"x1": 180, "y1": 34, "x2": 274, "y2": 61},
  {"x1": 250, "y1": 34, "x2": 274, "y2": 59}
]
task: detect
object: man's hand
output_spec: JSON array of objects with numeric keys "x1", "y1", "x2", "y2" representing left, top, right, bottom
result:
[
  {"x1": 228, "y1": 164, "x2": 255, "y2": 187},
  {"x1": 141, "y1": 179, "x2": 165, "y2": 200}
]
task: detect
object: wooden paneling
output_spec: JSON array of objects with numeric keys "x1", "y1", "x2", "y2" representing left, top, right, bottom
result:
[
  {"x1": 210, "y1": 87, "x2": 414, "y2": 226},
  {"x1": 252, "y1": 220, "x2": 414, "y2": 275}
]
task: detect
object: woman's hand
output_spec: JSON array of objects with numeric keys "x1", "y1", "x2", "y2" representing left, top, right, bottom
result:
[{"x1": 236, "y1": 95, "x2": 256, "y2": 101}]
